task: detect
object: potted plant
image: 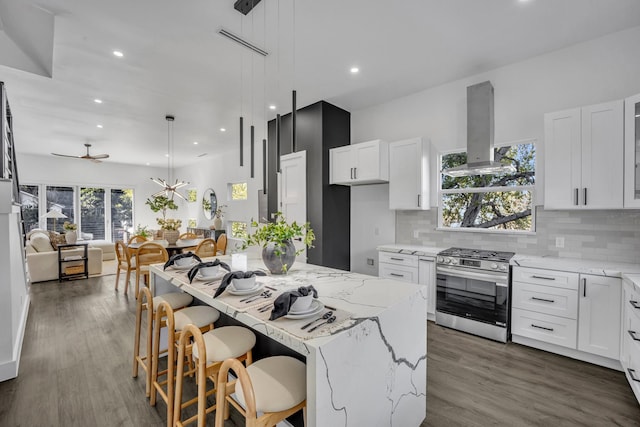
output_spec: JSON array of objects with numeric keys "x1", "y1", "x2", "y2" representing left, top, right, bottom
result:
[
  {"x1": 146, "y1": 195, "x2": 180, "y2": 243},
  {"x1": 63, "y1": 221, "x2": 78, "y2": 244},
  {"x1": 243, "y1": 212, "x2": 315, "y2": 274},
  {"x1": 134, "y1": 224, "x2": 151, "y2": 239},
  {"x1": 213, "y1": 204, "x2": 227, "y2": 230}
]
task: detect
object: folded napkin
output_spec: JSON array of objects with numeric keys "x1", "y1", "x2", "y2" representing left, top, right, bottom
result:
[
  {"x1": 163, "y1": 252, "x2": 202, "y2": 270},
  {"x1": 187, "y1": 259, "x2": 231, "y2": 283},
  {"x1": 213, "y1": 270, "x2": 267, "y2": 298},
  {"x1": 269, "y1": 285, "x2": 318, "y2": 321}
]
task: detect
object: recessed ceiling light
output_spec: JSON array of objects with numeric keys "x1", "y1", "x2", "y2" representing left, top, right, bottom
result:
[
  {"x1": 350, "y1": 67, "x2": 359, "y2": 74},
  {"x1": 145, "y1": 162, "x2": 150, "y2": 166},
  {"x1": 165, "y1": 153, "x2": 169, "y2": 158},
  {"x1": 193, "y1": 141, "x2": 198, "y2": 145},
  {"x1": 113, "y1": 50, "x2": 124, "y2": 57},
  {"x1": 94, "y1": 98, "x2": 103, "y2": 104},
  {"x1": 220, "y1": 128, "x2": 226, "y2": 132},
  {"x1": 96, "y1": 124, "x2": 103, "y2": 129},
  {"x1": 269, "y1": 105, "x2": 276, "y2": 110}
]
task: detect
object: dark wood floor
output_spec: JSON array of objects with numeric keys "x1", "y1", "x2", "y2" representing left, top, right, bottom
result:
[{"x1": 0, "y1": 275, "x2": 639, "y2": 426}]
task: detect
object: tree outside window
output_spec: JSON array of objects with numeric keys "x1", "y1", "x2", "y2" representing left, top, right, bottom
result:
[{"x1": 440, "y1": 142, "x2": 536, "y2": 231}]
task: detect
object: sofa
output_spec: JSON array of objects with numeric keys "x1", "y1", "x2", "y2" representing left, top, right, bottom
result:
[
  {"x1": 25, "y1": 230, "x2": 103, "y2": 283},
  {"x1": 79, "y1": 239, "x2": 116, "y2": 261}
]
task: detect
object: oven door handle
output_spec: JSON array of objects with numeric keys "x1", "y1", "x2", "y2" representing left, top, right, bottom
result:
[{"x1": 437, "y1": 266, "x2": 508, "y2": 287}]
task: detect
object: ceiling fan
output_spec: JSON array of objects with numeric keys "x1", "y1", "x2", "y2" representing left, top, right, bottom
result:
[{"x1": 51, "y1": 143, "x2": 109, "y2": 163}]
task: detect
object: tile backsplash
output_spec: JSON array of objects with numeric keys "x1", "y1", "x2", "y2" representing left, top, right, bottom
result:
[{"x1": 397, "y1": 207, "x2": 640, "y2": 264}]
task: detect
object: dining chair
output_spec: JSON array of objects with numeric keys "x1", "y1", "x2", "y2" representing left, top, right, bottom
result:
[
  {"x1": 135, "y1": 242, "x2": 169, "y2": 298},
  {"x1": 115, "y1": 240, "x2": 136, "y2": 294},
  {"x1": 216, "y1": 234, "x2": 227, "y2": 255},
  {"x1": 128, "y1": 234, "x2": 148, "y2": 245},
  {"x1": 214, "y1": 356, "x2": 306, "y2": 427},
  {"x1": 194, "y1": 238, "x2": 217, "y2": 258},
  {"x1": 173, "y1": 323, "x2": 256, "y2": 427},
  {"x1": 179, "y1": 232, "x2": 198, "y2": 240}
]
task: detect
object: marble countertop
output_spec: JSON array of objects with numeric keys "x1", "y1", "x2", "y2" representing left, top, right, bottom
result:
[
  {"x1": 376, "y1": 244, "x2": 444, "y2": 257},
  {"x1": 511, "y1": 254, "x2": 640, "y2": 278}
]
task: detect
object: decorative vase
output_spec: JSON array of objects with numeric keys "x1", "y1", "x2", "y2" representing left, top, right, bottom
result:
[
  {"x1": 261, "y1": 240, "x2": 297, "y2": 274},
  {"x1": 163, "y1": 229, "x2": 179, "y2": 245},
  {"x1": 65, "y1": 230, "x2": 77, "y2": 244},
  {"x1": 213, "y1": 216, "x2": 222, "y2": 230}
]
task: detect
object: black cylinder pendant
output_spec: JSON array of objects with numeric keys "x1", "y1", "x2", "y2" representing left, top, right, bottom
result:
[
  {"x1": 250, "y1": 125, "x2": 255, "y2": 178},
  {"x1": 276, "y1": 113, "x2": 281, "y2": 172},
  {"x1": 239, "y1": 116, "x2": 244, "y2": 166},
  {"x1": 262, "y1": 138, "x2": 267, "y2": 195},
  {"x1": 292, "y1": 90, "x2": 297, "y2": 152}
]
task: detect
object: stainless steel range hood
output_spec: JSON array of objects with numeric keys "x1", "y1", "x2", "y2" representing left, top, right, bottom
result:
[{"x1": 442, "y1": 81, "x2": 516, "y2": 177}]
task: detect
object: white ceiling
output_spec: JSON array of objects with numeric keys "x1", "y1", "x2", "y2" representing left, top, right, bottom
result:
[{"x1": 1, "y1": 0, "x2": 640, "y2": 168}]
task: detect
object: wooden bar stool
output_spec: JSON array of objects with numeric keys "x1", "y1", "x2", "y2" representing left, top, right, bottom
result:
[
  {"x1": 215, "y1": 356, "x2": 306, "y2": 427},
  {"x1": 115, "y1": 240, "x2": 136, "y2": 294},
  {"x1": 135, "y1": 242, "x2": 169, "y2": 299},
  {"x1": 150, "y1": 303, "x2": 223, "y2": 427},
  {"x1": 173, "y1": 324, "x2": 257, "y2": 427},
  {"x1": 132, "y1": 287, "x2": 193, "y2": 396}
]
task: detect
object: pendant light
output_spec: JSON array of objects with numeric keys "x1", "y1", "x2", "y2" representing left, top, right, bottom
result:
[{"x1": 150, "y1": 115, "x2": 189, "y2": 200}]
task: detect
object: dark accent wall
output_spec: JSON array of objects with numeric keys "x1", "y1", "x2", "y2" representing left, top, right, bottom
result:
[{"x1": 267, "y1": 101, "x2": 351, "y2": 271}]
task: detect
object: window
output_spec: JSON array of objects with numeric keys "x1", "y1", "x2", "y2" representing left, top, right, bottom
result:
[
  {"x1": 230, "y1": 221, "x2": 248, "y2": 238},
  {"x1": 81, "y1": 187, "x2": 106, "y2": 239},
  {"x1": 110, "y1": 188, "x2": 133, "y2": 241},
  {"x1": 439, "y1": 141, "x2": 536, "y2": 232},
  {"x1": 46, "y1": 185, "x2": 75, "y2": 233},
  {"x1": 229, "y1": 182, "x2": 248, "y2": 200},
  {"x1": 19, "y1": 185, "x2": 39, "y2": 232}
]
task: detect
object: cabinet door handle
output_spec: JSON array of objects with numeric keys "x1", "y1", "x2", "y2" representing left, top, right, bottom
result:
[
  {"x1": 583, "y1": 188, "x2": 587, "y2": 206},
  {"x1": 354, "y1": 167, "x2": 357, "y2": 180},
  {"x1": 531, "y1": 275, "x2": 556, "y2": 281},
  {"x1": 628, "y1": 330, "x2": 640, "y2": 342},
  {"x1": 628, "y1": 368, "x2": 640, "y2": 383},
  {"x1": 531, "y1": 324, "x2": 554, "y2": 332},
  {"x1": 574, "y1": 188, "x2": 579, "y2": 205},
  {"x1": 390, "y1": 273, "x2": 404, "y2": 277},
  {"x1": 417, "y1": 194, "x2": 421, "y2": 207},
  {"x1": 389, "y1": 257, "x2": 405, "y2": 261},
  {"x1": 583, "y1": 277, "x2": 587, "y2": 297},
  {"x1": 630, "y1": 300, "x2": 640, "y2": 309},
  {"x1": 531, "y1": 297, "x2": 555, "y2": 303},
  {"x1": 350, "y1": 168, "x2": 354, "y2": 179}
]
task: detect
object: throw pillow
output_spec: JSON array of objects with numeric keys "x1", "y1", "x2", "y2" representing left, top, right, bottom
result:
[
  {"x1": 48, "y1": 232, "x2": 67, "y2": 250},
  {"x1": 30, "y1": 234, "x2": 54, "y2": 252}
]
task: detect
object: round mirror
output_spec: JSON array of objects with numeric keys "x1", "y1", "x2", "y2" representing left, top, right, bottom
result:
[{"x1": 202, "y1": 188, "x2": 217, "y2": 220}]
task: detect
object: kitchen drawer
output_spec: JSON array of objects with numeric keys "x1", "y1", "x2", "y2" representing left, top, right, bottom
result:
[
  {"x1": 512, "y1": 281, "x2": 578, "y2": 319},
  {"x1": 625, "y1": 281, "x2": 640, "y2": 323},
  {"x1": 512, "y1": 308, "x2": 577, "y2": 349},
  {"x1": 378, "y1": 251, "x2": 418, "y2": 268},
  {"x1": 626, "y1": 340, "x2": 640, "y2": 403},
  {"x1": 512, "y1": 267, "x2": 579, "y2": 291},
  {"x1": 379, "y1": 264, "x2": 419, "y2": 284}
]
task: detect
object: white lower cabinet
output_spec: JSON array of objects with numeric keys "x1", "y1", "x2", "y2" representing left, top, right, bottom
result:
[
  {"x1": 378, "y1": 251, "x2": 435, "y2": 320},
  {"x1": 512, "y1": 266, "x2": 621, "y2": 368},
  {"x1": 621, "y1": 278, "x2": 640, "y2": 403}
]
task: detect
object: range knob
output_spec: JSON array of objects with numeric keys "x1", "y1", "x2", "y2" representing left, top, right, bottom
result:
[
  {"x1": 445, "y1": 258, "x2": 451, "y2": 264},
  {"x1": 450, "y1": 258, "x2": 458, "y2": 265},
  {"x1": 437, "y1": 256, "x2": 444, "y2": 263},
  {"x1": 491, "y1": 263, "x2": 498, "y2": 269},
  {"x1": 499, "y1": 264, "x2": 508, "y2": 271}
]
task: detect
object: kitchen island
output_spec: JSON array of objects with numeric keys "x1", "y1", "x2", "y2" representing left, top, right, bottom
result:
[{"x1": 150, "y1": 256, "x2": 427, "y2": 427}]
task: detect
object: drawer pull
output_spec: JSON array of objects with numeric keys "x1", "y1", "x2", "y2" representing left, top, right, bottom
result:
[
  {"x1": 389, "y1": 257, "x2": 405, "y2": 261},
  {"x1": 531, "y1": 297, "x2": 555, "y2": 303},
  {"x1": 531, "y1": 324, "x2": 554, "y2": 332},
  {"x1": 628, "y1": 368, "x2": 640, "y2": 383},
  {"x1": 390, "y1": 273, "x2": 404, "y2": 277},
  {"x1": 628, "y1": 330, "x2": 640, "y2": 342},
  {"x1": 531, "y1": 275, "x2": 556, "y2": 281},
  {"x1": 630, "y1": 300, "x2": 640, "y2": 309}
]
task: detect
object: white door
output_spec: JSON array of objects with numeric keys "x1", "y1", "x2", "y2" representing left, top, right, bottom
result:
[
  {"x1": 279, "y1": 151, "x2": 307, "y2": 261},
  {"x1": 353, "y1": 141, "x2": 379, "y2": 182},
  {"x1": 544, "y1": 108, "x2": 581, "y2": 209},
  {"x1": 329, "y1": 146, "x2": 353, "y2": 184},
  {"x1": 578, "y1": 274, "x2": 621, "y2": 359}
]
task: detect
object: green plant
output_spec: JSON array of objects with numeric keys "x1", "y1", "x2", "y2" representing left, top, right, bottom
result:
[
  {"x1": 214, "y1": 204, "x2": 227, "y2": 219},
  {"x1": 157, "y1": 218, "x2": 182, "y2": 231},
  {"x1": 63, "y1": 221, "x2": 77, "y2": 231},
  {"x1": 242, "y1": 212, "x2": 315, "y2": 255},
  {"x1": 134, "y1": 224, "x2": 151, "y2": 238},
  {"x1": 146, "y1": 195, "x2": 179, "y2": 229}
]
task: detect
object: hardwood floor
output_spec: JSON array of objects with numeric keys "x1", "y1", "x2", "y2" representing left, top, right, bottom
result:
[{"x1": 0, "y1": 275, "x2": 638, "y2": 426}]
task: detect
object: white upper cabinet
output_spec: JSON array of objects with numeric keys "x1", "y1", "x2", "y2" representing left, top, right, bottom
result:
[
  {"x1": 388, "y1": 137, "x2": 430, "y2": 210},
  {"x1": 624, "y1": 93, "x2": 640, "y2": 208},
  {"x1": 544, "y1": 100, "x2": 624, "y2": 210},
  {"x1": 329, "y1": 139, "x2": 388, "y2": 185}
]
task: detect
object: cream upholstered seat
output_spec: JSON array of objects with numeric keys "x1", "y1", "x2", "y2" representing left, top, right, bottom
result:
[
  {"x1": 235, "y1": 356, "x2": 306, "y2": 413},
  {"x1": 215, "y1": 356, "x2": 307, "y2": 427},
  {"x1": 173, "y1": 324, "x2": 256, "y2": 427},
  {"x1": 174, "y1": 306, "x2": 221, "y2": 331},
  {"x1": 154, "y1": 292, "x2": 193, "y2": 310}
]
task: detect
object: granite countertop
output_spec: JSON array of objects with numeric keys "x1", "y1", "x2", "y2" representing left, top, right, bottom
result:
[
  {"x1": 511, "y1": 254, "x2": 640, "y2": 278},
  {"x1": 376, "y1": 244, "x2": 444, "y2": 257}
]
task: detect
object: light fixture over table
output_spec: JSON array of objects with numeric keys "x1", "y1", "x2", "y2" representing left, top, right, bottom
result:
[{"x1": 150, "y1": 115, "x2": 189, "y2": 201}]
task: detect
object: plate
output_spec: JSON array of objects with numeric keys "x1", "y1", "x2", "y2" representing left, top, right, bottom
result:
[
  {"x1": 227, "y1": 282, "x2": 263, "y2": 295},
  {"x1": 172, "y1": 260, "x2": 198, "y2": 270},
  {"x1": 288, "y1": 298, "x2": 319, "y2": 315},
  {"x1": 285, "y1": 301, "x2": 325, "y2": 319},
  {"x1": 194, "y1": 270, "x2": 226, "y2": 281}
]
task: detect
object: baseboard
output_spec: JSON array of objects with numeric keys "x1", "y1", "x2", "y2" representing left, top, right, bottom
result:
[
  {"x1": 0, "y1": 294, "x2": 30, "y2": 382},
  {"x1": 512, "y1": 334, "x2": 622, "y2": 372}
]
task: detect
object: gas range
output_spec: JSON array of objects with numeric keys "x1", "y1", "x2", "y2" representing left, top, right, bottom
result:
[{"x1": 437, "y1": 247, "x2": 515, "y2": 274}]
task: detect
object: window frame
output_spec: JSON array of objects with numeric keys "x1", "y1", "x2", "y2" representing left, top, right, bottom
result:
[{"x1": 437, "y1": 139, "x2": 537, "y2": 234}]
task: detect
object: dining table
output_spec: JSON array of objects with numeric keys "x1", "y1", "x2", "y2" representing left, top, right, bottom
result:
[
  {"x1": 127, "y1": 238, "x2": 202, "y2": 257},
  {"x1": 149, "y1": 254, "x2": 427, "y2": 427}
]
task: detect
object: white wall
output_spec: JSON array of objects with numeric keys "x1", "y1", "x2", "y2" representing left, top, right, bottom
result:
[{"x1": 350, "y1": 25, "x2": 640, "y2": 274}]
